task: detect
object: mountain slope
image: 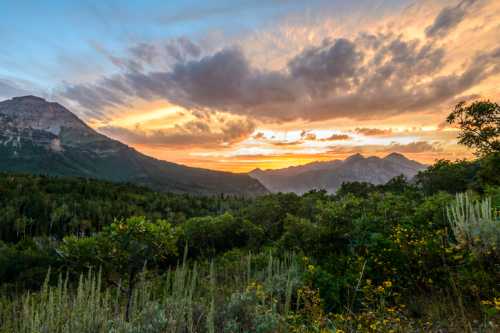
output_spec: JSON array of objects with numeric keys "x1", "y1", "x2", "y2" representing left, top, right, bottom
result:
[
  {"x1": 0, "y1": 96, "x2": 267, "y2": 196},
  {"x1": 249, "y1": 153, "x2": 427, "y2": 194}
]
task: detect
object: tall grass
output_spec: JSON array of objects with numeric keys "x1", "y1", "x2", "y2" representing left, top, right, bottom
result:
[
  {"x1": 0, "y1": 252, "x2": 302, "y2": 333},
  {"x1": 447, "y1": 193, "x2": 500, "y2": 254}
]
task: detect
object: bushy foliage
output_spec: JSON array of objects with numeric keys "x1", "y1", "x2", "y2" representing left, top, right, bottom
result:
[{"x1": 0, "y1": 154, "x2": 499, "y2": 331}]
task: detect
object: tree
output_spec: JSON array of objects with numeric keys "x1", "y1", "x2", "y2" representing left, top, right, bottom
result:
[
  {"x1": 336, "y1": 181, "x2": 376, "y2": 198},
  {"x1": 102, "y1": 216, "x2": 178, "y2": 320},
  {"x1": 477, "y1": 152, "x2": 500, "y2": 187},
  {"x1": 59, "y1": 216, "x2": 178, "y2": 321},
  {"x1": 447, "y1": 100, "x2": 500, "y2": 156},
  {"x1": 181, "y1": 213, "x2": 263, "y2": 257},
  {"x1": 379, "y1": 175, "x2": 413, "y2": 194},
  {"x1": 415, "y1": 159, "x2": 479, "y2": 195}
]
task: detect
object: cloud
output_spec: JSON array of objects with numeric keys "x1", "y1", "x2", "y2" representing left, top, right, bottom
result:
[
  {"x1": 129, "y1": 42, "x2": 159, "y2": 65},
  {"x1": 300, "y1": 130, "x2": 317, "y2": 140},
  {"x1": 320, "y1": 134, "x2": 351, "y2": 141},
  {"x1": 303, "y1": 133, "x2": 317, "y2": 140},
  {"x1": 425, "y1": 0, "x2": 477, "y2": 38},
  {"x1": 99, "y1": 117, "x2": 255, "y2": 148},
  {"x1": 355, "y1": 128, "x2": 393, "y2": 136},
  {"x1": 60, "y1": 6, "x2": 500, "y2": 124},
  {"x1": 327, "y1": 140, "x2": 443, "y2": 155},
  {"x1": 0, "y1": 78, "x2": 29, "y2": 98},
  {"x1": 165, "y1": 37, "x2": 202, "y2": 62},
  {"x1": 384, "y1": 141, "x2": 443, "y2": 153},
  {"x1": 288, "y1": 38, "x2": 363, "y2": 94},
  {"x1": 272, "y1": 140, "x2": 303, "y2": 147},
  {"x1": 90, "y1": 41, "x2": 144, "y2": 72},
  {"x1": 90, "y1": 38, "x2": 202, "y2": 73},
  {"x1": 252, "y1": 132, "x2": 266, "y2": 140}
]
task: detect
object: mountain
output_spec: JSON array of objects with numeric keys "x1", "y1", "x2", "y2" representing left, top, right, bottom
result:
[
  {"x1": 0, "y1": 96, "x2": 267, "y2": 196},
  {"x1": 249, "y1": 153, "x2": 427, "y2": 194}
]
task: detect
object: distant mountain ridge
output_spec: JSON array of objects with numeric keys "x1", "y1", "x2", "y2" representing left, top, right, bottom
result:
[
  {"x1": 0, "y1": 96, "x2": 268, "y2": 196},
  {"x1": 249, "y1": 153, "x2": 427, "y2": 194}
]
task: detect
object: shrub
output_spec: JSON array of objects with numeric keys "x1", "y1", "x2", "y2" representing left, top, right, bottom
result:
[{"x1": 447, "y1": 193, "x2": 500, "y2": 255}]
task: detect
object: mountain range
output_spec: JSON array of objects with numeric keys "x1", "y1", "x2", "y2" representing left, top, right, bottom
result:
[
  {"x1": 0, "y1": 95, "x2": 428, "y2": 195},
  {"x1": 249, "y1": 153, "x2": 427, "y2": 194},
  {"x1": 0, "y1": 96, "x2": 267, "y2": 196}
]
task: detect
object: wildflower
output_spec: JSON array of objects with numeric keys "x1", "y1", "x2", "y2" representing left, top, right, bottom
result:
[
  {"x1": 376, "y1": 286, "x2": 385, "y2": 293},
  {"x1": 383, "y1": 280, "x2": 392, "y2": 288}
]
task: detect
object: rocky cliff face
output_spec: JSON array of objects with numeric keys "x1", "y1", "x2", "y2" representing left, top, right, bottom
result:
[
  {"x1": 0, "y1": 96, "x2": 268, "y2": 196},
  {"x1": 0, "y1": 95, "x2": 108, "y2": 153},
  {"x1": 0, "y1": 96, "x2": 89, "y2": 134}
]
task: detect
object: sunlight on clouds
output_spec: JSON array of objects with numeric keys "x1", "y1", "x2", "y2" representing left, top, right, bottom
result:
[
  {"x1": 109, "y1": 105, "x2": 187, "y2": 129},
  {"x1": 74, "y1": 0, "x2": 498, "y2": 172}
]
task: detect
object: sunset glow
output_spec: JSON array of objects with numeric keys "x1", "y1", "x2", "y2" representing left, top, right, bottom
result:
[{"x1": 1, "y1": 0, "x2": 498, "y2": 172}]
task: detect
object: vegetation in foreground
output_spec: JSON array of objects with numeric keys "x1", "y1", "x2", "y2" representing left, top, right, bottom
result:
[{"x1": 0, "y1": 101, "x2": 498, "y2": 332}]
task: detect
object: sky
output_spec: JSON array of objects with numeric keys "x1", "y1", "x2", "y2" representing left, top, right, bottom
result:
[{"x1": 1, "y1": 0, "x2": 499, "y2": 172}]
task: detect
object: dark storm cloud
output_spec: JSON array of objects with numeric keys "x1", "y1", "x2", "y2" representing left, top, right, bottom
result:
[
  {"x1": 288, "y1": 38, "x2": 363, "y2": 94},
  {"x1": 60, "y1": 13, "x2": 500, "y2": 122},
  {"x1": 100, "y1": 117, "x2": 255, "y2": 148},
  {"x1": 425, "y1": 0, "x2": 477, "y2": 38},
  {"x1": 166, "y1": 48, "x2": 299, "y2": 114}
]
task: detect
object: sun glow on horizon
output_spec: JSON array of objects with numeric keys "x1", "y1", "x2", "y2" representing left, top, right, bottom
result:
[{"x1": 7, "y1": 0, "x2": 494, "y2": 173}]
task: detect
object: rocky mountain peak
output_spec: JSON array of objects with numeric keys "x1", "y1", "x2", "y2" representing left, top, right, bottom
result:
[
  {"x1": 12, "y1": 95, "x2": 48, "y2": 103},
  {"x1": 0, "y1": 95, "x2": 92, "y2": 136},
  {"x1": 384, "y1": 152, "x2": 407, "y2": 161},
  {"x1": 0, "y1": 96, "x2": 268, "y2": 196},
  {"x1": 345, "y1": 153, "x2": 364, "y2": 163},
  {"x1": 249, "y1": 152, "x2": 427, "y2": 194}
]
